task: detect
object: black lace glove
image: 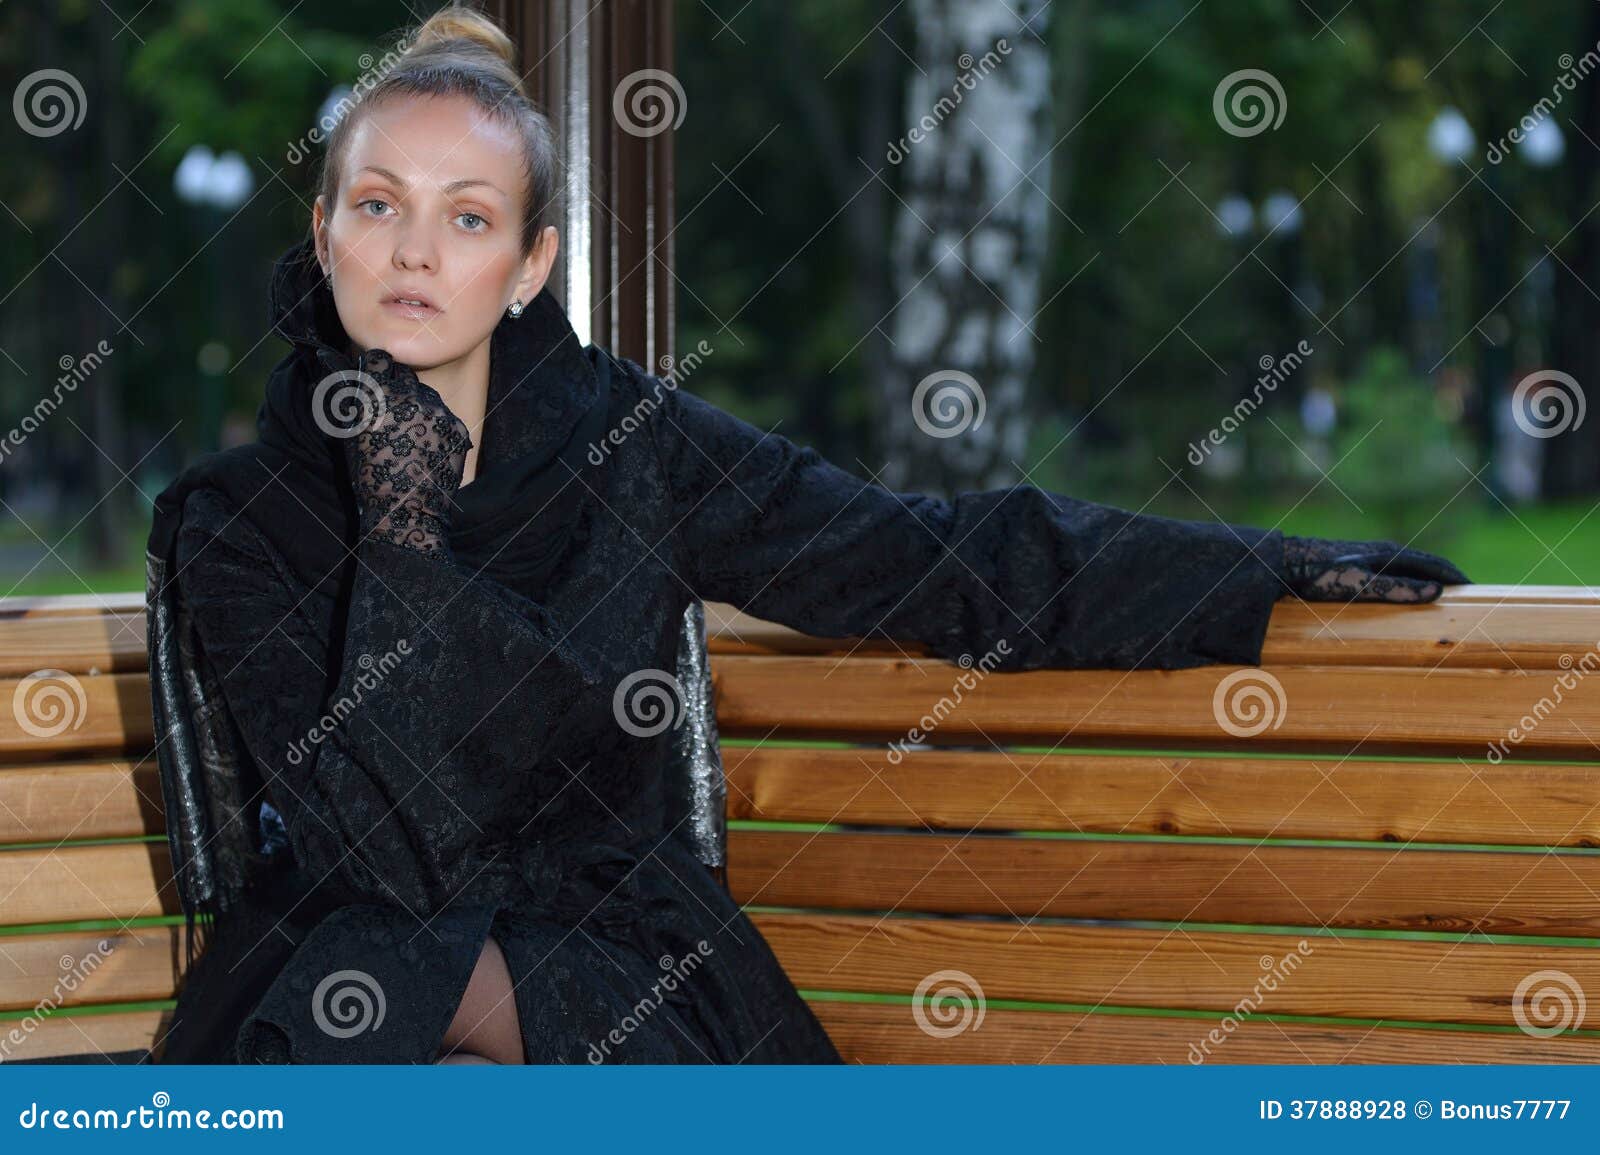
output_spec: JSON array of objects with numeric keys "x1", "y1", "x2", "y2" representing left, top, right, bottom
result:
[
  {"x1": 1280, "y1": 534, "x2": 1471, "y2": 603},
  {"x1": 339, "y1": 348, "x2": 473, "y2": 561}
]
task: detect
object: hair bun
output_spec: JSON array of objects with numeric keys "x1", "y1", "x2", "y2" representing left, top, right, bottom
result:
[{"x1": 408, "y1": 7, "x2": 517, "y2": 70}]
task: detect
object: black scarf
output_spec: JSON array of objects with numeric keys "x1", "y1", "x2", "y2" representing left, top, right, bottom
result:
[
  {"x1": 146, "y1": 237, "x2": 614, "y2": 960},
  {"x1": 149, "y1": 235, "x2": 615, "y2": 598}
]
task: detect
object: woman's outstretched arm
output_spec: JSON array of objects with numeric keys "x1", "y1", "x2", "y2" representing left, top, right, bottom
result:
[{"x1": 640, "y1": 374, "x2": 1288, "y2": 672}]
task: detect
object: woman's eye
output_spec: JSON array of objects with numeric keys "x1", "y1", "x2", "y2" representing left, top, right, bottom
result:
[
  {"x1": 357, "y1": 198, "x2": 391, "y2": 218},
  {"x1": 457, "y1": 212, "x2": 486, "y2": 231}
]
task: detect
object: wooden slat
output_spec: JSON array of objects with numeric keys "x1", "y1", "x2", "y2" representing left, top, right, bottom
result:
[
  {"x1": 9, "y1": 921, "x2": 1592, "y2": 1066},
  {"x1": 809, "y1": 999, "x2": 1600, "y2": 1064},
  {"x1": 0, "y1": 673, "x2": 153, "y2": 759},
  {"x1": 0, "y1": 1009, "x2": 165, "y2": 1063},
  {"x1": 2, "y1": 587, "x2": 1596, "y2": 676},
  {"x1": 725, "y1": 746, "x2": 1600, "y2": 846},
  {"x1": 1262, "y1": 601, "x2": 1600, "y2": 670},
  {"x1": 0, "y1": 759, "x2": 163, "y2": 843},
  {"x1": 0, "y1": 926, "x2": 186, "y2": 1013},
  {"x1": 730, "y1": 830, "x2": 1600, "y2": 936},
  {"x1": 19, "y1": 828, "x2": 1600, "y2": 945},
  {"x1": 1445, "y1": 585, "x2": 1600, "y2": 605},
  {"x1": 18, "y1": 1000, "x2": 1598, "y2": 1065},
  {"x1": 0, "y1": 844, "x2": 176, "y2": 926},
  {"x1": 0, "y1": 613, "x2": 146, "y2": 677},
  {"x1": 751, "y1": 911, "x2": 1600, "y2": 1028},
  {"x1": 712, "y1": 656, "x2": 1600, "y2": 758},
  {"x1": 0, "y1": 591, "x2": 143, "y2": 619},
  {"x1": 7, "y1": 907, "x2": 1595, "y2": 1061},
  {"x1": 707, "y1": 590, "x2": 1600, "y2": 671},
  {"x1": 14, "y1": 1001, "x2": 1597, "y2": 1065},
  {"x1": 4, "y1": 744, "x2": 1594, "y2": 852}
]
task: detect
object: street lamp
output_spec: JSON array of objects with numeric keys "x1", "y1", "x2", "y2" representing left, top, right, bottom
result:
[
  {"x1": 173, "y1": 144, "x2": 254, "y2": 209},
  {"x1": 1426, "y1": 107, "x2": 1475, "y2": 165},
  {"x1": 1214, "y1": 194, "x2": 1254, "y2": 238},
  {"x1": 173, "y1": 145, "x2": 254, "y2": 451},
  {"x1": 1518, "y1": 117, "x2": 1565, "y2": 168},
  {"x1": 1425, "y1": 106, "x2": 1563, "y2": 502},
  {"x1": 1260, "y1": 190, "x2": 1303, "y2": 236}
]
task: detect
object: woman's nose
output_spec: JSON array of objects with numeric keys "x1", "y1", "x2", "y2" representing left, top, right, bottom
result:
[{"x1": 392, "y1": 221, "x2": 438, "y2": 273}]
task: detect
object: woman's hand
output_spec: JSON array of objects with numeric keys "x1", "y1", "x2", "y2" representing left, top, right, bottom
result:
[
  {"x1": 340, "y1": 348, "x2": 473, "y2": 559},
  {"x1": 1280, "y1": 534, "x2": 1471, "y2": 603}
]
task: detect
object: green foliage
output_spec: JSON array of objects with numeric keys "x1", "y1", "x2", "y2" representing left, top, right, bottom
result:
[
  {"x1": 126, "y1": 0, "x2": 384, "y2": 169},
  {"x1": 1326, "y1": 346, "x2": 1477, "y2": 543}
]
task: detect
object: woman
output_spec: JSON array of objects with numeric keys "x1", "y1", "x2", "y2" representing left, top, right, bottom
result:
[{"x1": 147, "y1": 7, "x2": 1469, "y2": 1065}]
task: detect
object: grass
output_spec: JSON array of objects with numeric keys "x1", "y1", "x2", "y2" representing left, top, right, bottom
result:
[{"x1": 1264, "y1": 498, "x2": 1600, "y2": 587}]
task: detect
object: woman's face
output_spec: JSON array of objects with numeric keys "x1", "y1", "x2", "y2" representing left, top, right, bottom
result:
[{"x1": 312, "y1": 92, "x2": 556, "y2": 371}]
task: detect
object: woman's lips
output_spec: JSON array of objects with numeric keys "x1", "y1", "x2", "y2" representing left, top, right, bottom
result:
[{"x1": 382, "y1": 298, "x2": 441, "y2": 321}]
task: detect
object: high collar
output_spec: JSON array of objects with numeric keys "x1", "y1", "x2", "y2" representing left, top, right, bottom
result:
[{"x1": 263, "y1": 236, "x2": 599, "y2": 480}]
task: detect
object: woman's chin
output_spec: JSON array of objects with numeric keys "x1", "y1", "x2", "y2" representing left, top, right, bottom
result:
[{"x1": 358, "y1": 327, "x2": 454, "y2": 369}]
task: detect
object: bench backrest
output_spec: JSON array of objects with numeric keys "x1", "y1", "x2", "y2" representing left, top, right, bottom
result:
[{"x1": 2, "y1": 585, "x2": 1599, "y2": 1063}]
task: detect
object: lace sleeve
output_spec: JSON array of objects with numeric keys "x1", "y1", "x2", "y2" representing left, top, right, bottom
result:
[{"x1": 338, "y1": 348, "x2": 473, "y2": 560}]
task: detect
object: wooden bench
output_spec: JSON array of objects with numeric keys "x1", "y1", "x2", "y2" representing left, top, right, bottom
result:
[{"x1": 3, "y1": 584, "x2": 1600, "y2": 1063}]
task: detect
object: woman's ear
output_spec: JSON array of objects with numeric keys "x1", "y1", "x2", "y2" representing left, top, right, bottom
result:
[
  {"x1": 312, "y1": 195, "x2": 331, "y2": 276},
  {"x1": 512, "y1": 226, "x2": 560, "y2": 308}
]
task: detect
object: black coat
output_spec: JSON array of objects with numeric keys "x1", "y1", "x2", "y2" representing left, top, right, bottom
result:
[{"x1": 152, "y1": 278, "x2": 1287, "y2": 1065}]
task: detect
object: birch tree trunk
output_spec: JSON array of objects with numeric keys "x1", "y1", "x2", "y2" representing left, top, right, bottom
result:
[{"x1": 881, "y1": 0, "x2": 1053, "y2": 494}]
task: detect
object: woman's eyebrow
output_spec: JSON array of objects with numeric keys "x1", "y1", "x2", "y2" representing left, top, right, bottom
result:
[
  {"x1": 355, "y1": 165, "x2": 406, "y2": 187},
  {"x1": 442, "y1": 177, "x2": 507, "y2": 199}
]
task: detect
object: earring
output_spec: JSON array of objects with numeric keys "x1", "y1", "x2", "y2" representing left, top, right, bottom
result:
[{"x1": 507, "y1": 299, "x2": 524, "y2": 319}]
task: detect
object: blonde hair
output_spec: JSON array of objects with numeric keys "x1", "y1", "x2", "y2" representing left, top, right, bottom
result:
[{"x1": 313, "y1": 5, "x2": 561, "y2": 257}]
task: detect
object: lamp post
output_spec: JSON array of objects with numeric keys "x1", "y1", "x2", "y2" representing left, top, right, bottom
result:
[
  {"x1": 173, "y1": 145, "x2": 253, "y2": 452},
  {"x1": 1428, "y1": 108, "x2": 1501, "y2": 496},
  {"x1": 1426, "y1": 107, "x2": 1565, "y2": 502},
  {"x1": 1213, "y1": 191, "x2": 1310, "y2": 481}
]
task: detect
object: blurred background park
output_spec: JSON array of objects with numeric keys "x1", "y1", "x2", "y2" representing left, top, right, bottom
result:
[{"x1": 2, "y1": 0, "x2": 1598, "y2": 596}]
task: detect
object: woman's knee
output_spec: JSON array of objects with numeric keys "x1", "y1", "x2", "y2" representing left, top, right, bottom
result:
[{"x1": 436, "y1": 933, "x2": 526, "y2": 1065}]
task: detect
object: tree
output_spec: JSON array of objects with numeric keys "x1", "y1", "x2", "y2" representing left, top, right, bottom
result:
[{"x1": 879, "y1": 0, "x2": 1056, "y2": 494}]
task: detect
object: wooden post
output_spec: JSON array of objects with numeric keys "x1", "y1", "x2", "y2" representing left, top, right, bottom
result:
[{"x1": 480, "y1": 0, "x2": 675, "y2": 371}]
